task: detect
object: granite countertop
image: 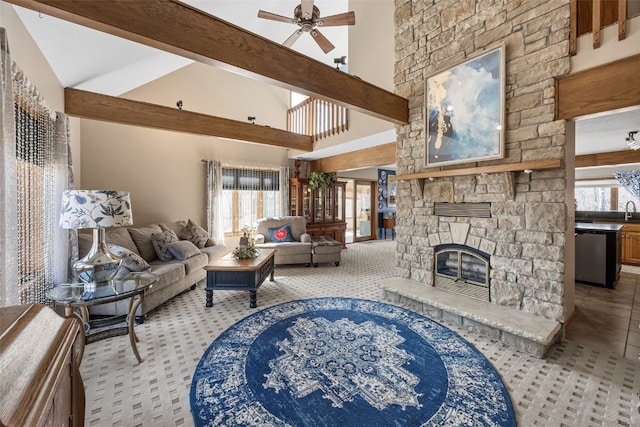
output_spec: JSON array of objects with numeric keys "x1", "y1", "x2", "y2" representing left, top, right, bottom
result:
[
  {"x1": 575, "y1": 222, "x2": 623, "y2": 232},
  {"x1": 575, "y1": 210, "x2": 640, "y2": 224}
]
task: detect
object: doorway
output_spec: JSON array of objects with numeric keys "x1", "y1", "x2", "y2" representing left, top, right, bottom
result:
[{"x1": 345, "y1": 180, "x2": 375, "y2": 243}]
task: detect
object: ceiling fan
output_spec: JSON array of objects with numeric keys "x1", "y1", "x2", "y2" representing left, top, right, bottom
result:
[{"x1": 257, "y1": 0, "x2": 356, "y2": 54}]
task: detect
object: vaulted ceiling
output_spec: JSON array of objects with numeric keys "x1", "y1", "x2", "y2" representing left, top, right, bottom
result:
[
  {"x1": 8, "y1": 0, "x2": 640, "y2": 174},
  {"x1": 14, "y1": 0, "x2": 353, "y2": 95}
]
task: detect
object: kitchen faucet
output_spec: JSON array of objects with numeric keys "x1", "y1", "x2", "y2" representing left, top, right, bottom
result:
[{"x1": 625, "y1": 200, "x2": 636, "y2": 221}]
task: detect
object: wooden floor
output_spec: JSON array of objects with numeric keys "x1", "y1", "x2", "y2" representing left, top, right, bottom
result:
[{"x1": 565, "y1": 265, "x2": 640, "y2": 361}]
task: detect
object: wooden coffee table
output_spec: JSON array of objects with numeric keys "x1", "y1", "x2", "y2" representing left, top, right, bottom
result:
[{"x1": 204, "y1": 249, "x2": 276, "y2": 308}]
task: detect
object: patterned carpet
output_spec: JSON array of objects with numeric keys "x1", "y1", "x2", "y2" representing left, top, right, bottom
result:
[{"x1": 80, "y1": 240, "x2": 640, "y2": 426}]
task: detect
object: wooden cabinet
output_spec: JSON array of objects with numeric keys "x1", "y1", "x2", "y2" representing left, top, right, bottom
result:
[
  {"x1": 290, "y1": 178, "x2": 347, "y2": 247},
  {"x1": 622, "y1": 224, "x2": 640, "y2": 265},
  {"x1": 0, "y1": 304, "x2": 85, "y2": 427}
]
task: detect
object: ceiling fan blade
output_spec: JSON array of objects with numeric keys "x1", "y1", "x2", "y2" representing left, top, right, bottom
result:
[
  {"x1": 257, "y1": 10, "x2": 296, "y2": 24},
  {"x1": 317, "y1": 11, "x2": 356, "y2": 27},
  {"x1": 301, "y1": 0, "x2": 315, "y2": 20},
  {"x1": 310, "y1": 29, "x2": 335, "y2": 54},
  {"x1": 283, "y1": 29, "x2": 304, "y2": 48}
]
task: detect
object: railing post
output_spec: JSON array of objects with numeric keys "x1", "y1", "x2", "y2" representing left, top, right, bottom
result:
[{"x1": 286, "y1": 96, "x2": 350, "y2": 140}]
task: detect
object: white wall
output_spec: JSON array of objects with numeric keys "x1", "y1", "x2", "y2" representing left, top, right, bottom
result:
[
  {"x1": 304, "y1": 0, "x2": 397, "y2": 155},
  {"x1": 0, "y1": 4, "x2": 62, "y2": 108},
  {"x1": 0, "y1": 4, "x2": 82, "y2": 184},
  {"x1": 80, "y1": 63, "x2": 292, "y2": 227}
]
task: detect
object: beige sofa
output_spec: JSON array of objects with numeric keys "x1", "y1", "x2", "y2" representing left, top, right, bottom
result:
[
  {"x1": 254, "y1": 216, "x2": 312, "y2": 266},
  {"x1": 78, "y1": 219, "x2": 226, "y2": 321}
]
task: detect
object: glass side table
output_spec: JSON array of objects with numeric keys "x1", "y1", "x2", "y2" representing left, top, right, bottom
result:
[{"x1": 48, "y1": 271, "x2": 158, "y2": 364}]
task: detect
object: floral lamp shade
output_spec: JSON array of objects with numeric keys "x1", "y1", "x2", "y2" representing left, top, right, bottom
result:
[
  {"x1": 59, "y1": 190, "x2": 133, "y2": 229},
  {"x1": 59, "y1": 190, "x2": 133, "y2": 289}
]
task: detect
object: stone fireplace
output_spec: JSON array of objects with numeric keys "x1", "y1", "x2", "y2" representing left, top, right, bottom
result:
[
  {"x1": 383, "y1": 183, "x2": 566, "y2": 356},
  {"x1": 390, "y1": 0, "x2": 573, "y2": 331},
  {"x1": 398, "y1": 178, "x2": 568, "y2": 325},
  {"x1": 384, "y1": 0, "x2": 572, "y2": 356}
]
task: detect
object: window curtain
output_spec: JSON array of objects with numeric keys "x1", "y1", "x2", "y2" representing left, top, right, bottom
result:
[
  {"x1": 206, "y1": 160, "x2": 225, "y2": 244},
  {"x1": 54, "y1": 114, "x2": 76, "y2": 284},
  {"x1": 278, "y1": 166, "x2": 290, "y2": 216},
  {"x1": 614, "y1": 171, "x2": 640, "y2": 199},
  {"x1": 1, "y1": 27, "x2": 75, "y2": 306},
  {"x1": 0, "y1": 28, "x2": 18, "y2": 307}
]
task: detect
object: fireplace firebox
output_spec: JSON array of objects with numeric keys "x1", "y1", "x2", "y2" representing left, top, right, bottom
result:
[{"x1": 434, "y1": 244, "x2": 490, "y2": 301}]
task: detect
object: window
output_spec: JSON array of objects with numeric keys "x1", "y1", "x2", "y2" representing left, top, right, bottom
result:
[
  {"x1": 575, "y1": 182, "x2": 639, "y2": 211},
  {"x1": 221, "y1": 167, "x2": 279, "y2": 235}
]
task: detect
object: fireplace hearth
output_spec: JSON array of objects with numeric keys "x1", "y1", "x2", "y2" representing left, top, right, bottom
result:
[{"x1": 434, "y1": 244, "x2": 490, "y2": 301}]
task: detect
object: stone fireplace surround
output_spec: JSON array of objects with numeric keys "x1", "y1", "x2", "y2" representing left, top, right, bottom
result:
[
  {"x1": 386, "y1": 0, "x2": 573, "y2": 357},
  {"x1": 383, "y1": 177, "x2": 565, "y2": 357}
]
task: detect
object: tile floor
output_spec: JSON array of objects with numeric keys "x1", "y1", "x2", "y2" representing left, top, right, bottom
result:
[{"x1": 565, "y1": 264, "x2": 640, "y2": 361}]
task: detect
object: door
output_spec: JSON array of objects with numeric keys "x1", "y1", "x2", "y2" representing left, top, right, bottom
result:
[{"x1": 354, "y1": 180, "x2": 374, "y2": 241}]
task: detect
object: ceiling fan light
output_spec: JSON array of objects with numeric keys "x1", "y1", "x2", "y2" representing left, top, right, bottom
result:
[{"x1": 258, "y1": 1, "x2": 355, "y2": 52}]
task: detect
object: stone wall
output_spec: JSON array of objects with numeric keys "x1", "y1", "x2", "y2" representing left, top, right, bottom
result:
[{"x1": 393, "y1": 0, "x2": 572, "y2": 323}]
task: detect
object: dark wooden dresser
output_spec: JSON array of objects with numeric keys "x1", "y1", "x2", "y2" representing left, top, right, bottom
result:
[{"x1": 0, "y1": 304, "x2": 85, "y2": 426}]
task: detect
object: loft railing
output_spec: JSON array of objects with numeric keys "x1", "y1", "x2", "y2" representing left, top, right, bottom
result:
[
  {"x1": 287, "y1": 97, "x2": 349, "y2": 142},
  {"x1": 570, "y1": 0, "x2": 640, "y2": 53}
]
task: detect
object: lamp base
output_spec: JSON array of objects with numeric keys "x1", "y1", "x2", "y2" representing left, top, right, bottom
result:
[{"x1": 75, "y1": 228, "x2": 122, "y2": 293}]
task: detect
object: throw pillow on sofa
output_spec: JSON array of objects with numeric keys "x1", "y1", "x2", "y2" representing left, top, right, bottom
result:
[
  {"x1": 151, "y1": 230, "x2": 179, "y2": 262},
  {"x1": 160, "y1": 220, "x2": 187, "y2": 239},
  {"x1": 268, "y1": 224, "x2": 294, "y2": 242},
  {"x1": 128, "y1": 224, "x2": 163, "y2": 262},
  {"x1": 167, "y1": 240, "x2": 201, "y2": 260},
  {"x1": 107, "y1": 244, "x2": 151, "y2": 272},
  {"x1": 180, "y1": 219, "x2": 209, "y2": 248}
]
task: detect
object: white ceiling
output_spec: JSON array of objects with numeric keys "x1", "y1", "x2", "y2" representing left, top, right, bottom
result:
[
  {"x1": 575, "y1": 107, "x2": 640, "y2": 155},
  {"x1": 12, "y1": 1, "x2": 640, "y2": 171},
  {"x1": 14, "y1": 0, "x2": 351, "y2": 96}
]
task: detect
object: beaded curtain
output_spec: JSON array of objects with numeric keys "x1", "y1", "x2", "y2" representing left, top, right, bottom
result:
[
  {"x1": 9, "y1": 64, "x2": 73, "y2": 305},
  {"x1": 0, "y1": 28, "x2": 18, "y2": 307}
]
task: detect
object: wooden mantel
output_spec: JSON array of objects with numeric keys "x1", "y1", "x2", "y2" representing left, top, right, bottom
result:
[
  {"x1": 390, "y1": 159, "x2": 563, "y2": 182},
  {"x1": 390, "y1": 159, "x2": 563, "y2": 201}
]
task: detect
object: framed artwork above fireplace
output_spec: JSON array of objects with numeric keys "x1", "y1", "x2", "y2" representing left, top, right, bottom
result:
[{"x1": 425, "y1": 43, "x2": 505, "y2": 167}]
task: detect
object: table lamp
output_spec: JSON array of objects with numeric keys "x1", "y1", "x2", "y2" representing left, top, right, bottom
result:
[{"x1": 59, "y1": 190, "x2": 133, "y2": 291}]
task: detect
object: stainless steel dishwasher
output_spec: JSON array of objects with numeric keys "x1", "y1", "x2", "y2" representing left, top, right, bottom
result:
[
  {"x1": 575, "y1": 231, "x2": 607, "y2": 285},
  {"x1": 575, "y1": 223, "x2": 622, "y2": 288}
]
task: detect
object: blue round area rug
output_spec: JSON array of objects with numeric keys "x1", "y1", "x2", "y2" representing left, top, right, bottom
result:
[{"x1": 190, "y1": 298, "x2": 516, "y2": 426}]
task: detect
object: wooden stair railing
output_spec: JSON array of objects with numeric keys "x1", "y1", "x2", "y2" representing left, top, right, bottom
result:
[
  {"x1": 287, "y1": 97, "x2": 349, "y2": 142},
  {"x1": 570, "y1": 0, "x2": 638, "y2": 54}
]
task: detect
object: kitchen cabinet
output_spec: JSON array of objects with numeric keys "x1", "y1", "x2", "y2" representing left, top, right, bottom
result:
[
  {"x1": 0, "y1": 304, "x2": 85, "y2": 427},
  {"x1": 290, "y1": 178, "x2": 347, "y2": 247},
  {"x1": 622, "y1": 223, "x2": 640, "y2": 265}
]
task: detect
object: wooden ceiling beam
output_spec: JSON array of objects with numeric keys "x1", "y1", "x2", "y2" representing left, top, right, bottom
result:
[
  {"x1": 310, "y1": 142, "x2": 396, "y2": 172},
  {"x1": 556, "y1": 53, "x2": 640, "y2": 120},
  {"x1": 575, "y1": 149, "x2": 640, "y2": 168},
  {"x1": 7, "y1": 0, "x2": 408, "y2": 125},
  {"x1": 65, "y1": 88, "x2": 313, "y2": 151}
]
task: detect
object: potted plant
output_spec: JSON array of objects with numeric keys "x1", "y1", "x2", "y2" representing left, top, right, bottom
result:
[
  {"x1": 233, "y1": 225, "x2": 260, "y2": 259},
  {"x1": 309, "y1": 171, "x2": 336, "y2": 189}
]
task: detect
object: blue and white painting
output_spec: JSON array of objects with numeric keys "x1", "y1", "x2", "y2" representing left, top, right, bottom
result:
[{"x1": 426, "y1": 45, "x2": 504, "y2": 166}]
